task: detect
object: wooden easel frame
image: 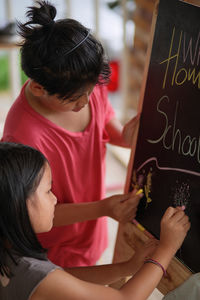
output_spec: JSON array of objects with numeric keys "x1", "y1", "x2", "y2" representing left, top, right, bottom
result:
[{"x1": 112, "y1": 0, "x2": 195, "y2": 294}]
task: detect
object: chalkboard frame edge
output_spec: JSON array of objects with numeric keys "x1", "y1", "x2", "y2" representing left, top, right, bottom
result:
[{"x1": 124, "y1": 0, "x2": 160, "y2": 194}]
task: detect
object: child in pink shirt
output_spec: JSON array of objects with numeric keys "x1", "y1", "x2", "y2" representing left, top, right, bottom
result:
[{"x1": 2, "y1": 1, "x2": 140, "y2": 268}]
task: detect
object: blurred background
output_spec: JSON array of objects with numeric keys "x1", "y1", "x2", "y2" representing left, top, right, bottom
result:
[{"x1": 0, "y1": 0, "x2": 156, "y2": 128}]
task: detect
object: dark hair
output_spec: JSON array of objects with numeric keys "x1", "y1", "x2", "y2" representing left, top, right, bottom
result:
[
  {"x1": 18, "y1": 1, "x2": 111, "y2": 100},
  {"x1": 0, "y1": 142, "x2": 48, "y2": 277}
]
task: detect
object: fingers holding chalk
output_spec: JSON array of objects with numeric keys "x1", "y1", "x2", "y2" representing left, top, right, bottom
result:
[{"x1": 136, "y1": 189, "x2": 143, "y2": 196}]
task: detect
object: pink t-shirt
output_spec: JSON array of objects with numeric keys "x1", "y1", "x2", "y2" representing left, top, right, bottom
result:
[{"x1": 2, "y1": 82, "x2": 115, "y2": 267}]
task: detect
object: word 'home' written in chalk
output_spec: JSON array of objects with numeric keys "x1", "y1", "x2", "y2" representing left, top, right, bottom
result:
[{"x1": 160, "y1": 27, "x2": 200, "y2": 89}]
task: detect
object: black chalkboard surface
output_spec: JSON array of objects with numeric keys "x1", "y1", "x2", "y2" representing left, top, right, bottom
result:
[{"x1": 129, "y1": 0, "x2": 200, "y2": 273}]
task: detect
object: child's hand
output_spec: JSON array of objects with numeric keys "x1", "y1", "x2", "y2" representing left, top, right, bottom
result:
[
  {"x1": 122, "y1": 113, "x2": 140, "y2": 147},
  {"x1": 104, "y1": 189, "x2": 142, "y2": 223},
  {"x1": 159, "y1": 206, "x2": 190, "y2": 255}
]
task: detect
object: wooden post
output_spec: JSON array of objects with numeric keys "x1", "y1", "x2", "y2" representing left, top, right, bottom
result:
[
  {"x1": 94, "y1": 0, "x2": 100, "y2": 39},
  {"x1": 65, "y1": 0, "x2": 72, "y2": 18},
  {"x1": 121, "y1": 0, "x2": 129, "y2": 122},
  {"x1": 4, "y1": 0, "x2": 21, "y2": 101}
]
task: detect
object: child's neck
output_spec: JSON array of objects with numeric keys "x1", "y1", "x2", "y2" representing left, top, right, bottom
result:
[
  {"x1": 25, "y1": 84, "x2": 52, "y2": 116},
  {"x1": 25, "y1": 84, "x2": 91, "y2": 132}
]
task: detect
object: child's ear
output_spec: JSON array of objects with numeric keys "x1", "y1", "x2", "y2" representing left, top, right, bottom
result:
[{"x1": 29, "y1": 80, "x2": 47, "y2": 97}]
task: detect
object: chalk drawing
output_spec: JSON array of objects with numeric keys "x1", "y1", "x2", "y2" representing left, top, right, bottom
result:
[
  {"x1": 137, "y1": 157, "x2": 200, "y2": 177},
  {"x1": 171, "y1": 180, "x2": 190, "y2": 208}
]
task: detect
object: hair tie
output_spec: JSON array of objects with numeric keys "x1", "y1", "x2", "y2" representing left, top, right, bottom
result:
[
  {"x1": 44, "y1": 20, "x2": 55, "y2": 29},
  {"x1": 144, "y1": 258, "x2": 167, "y2": 277},
  {"x1": 33, "y1": 29, "x2": 90, "y2": 70},
  {"x1": 43, "y1": 20, "x2": 55, "y2": 42},
  {"x1": 48, "y1": 20, "x2": 55, "y2": 26}
]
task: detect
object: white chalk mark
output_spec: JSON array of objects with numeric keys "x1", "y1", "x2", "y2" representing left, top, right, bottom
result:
[{"x1": 136, "y1": 157, "x2": 200, "y2": 177}]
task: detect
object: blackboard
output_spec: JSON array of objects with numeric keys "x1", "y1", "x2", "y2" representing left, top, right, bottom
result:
[{"x1": 129, "y1": 0, "x2": 200, "y2": 273}]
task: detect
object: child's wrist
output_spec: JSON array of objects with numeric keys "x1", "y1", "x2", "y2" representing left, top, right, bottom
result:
[
  {"x1": 144, "y1": 258, "x2": 167, "y2": 277},
  {"x1": 98, "y1": 198, "x2": 109, "y2": 217},
  {"x1": 150, "y1": 244, "x2": 175, "y2": 271},
  {"x1": 158, "y1": 241, "x2": 177, "y2": 257}
]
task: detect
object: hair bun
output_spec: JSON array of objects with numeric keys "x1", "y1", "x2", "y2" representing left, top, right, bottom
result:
[{"x1": 26, "y1": 1, "x2": 57, "y2": 27}]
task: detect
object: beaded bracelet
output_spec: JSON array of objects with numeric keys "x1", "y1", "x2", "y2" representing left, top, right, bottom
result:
[{"x1": 144, "y1": 259, "x2": 167, "y2": 277}]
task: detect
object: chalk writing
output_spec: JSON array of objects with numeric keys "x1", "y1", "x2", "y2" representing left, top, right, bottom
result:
[
  {"x1": 147, "y1": 95, "x2": 200, "y2": 164},
  {"x1": 183, "y1": 31, "x2": 200, "y2": 66},
  {"x1": 160, "y1": 27, "x2": 200, "y2": 89}
]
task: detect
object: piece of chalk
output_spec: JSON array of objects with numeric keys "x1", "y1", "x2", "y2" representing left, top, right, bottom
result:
[
  {"x1": 133, "y1": 219, "x2": 145, "y2": 232},
  {"x1": 136, "y1": 189, "x2": 143, "y2": 195},
  {"x1": 136, "y1": 223, "x2": 145, "y2": 231}
]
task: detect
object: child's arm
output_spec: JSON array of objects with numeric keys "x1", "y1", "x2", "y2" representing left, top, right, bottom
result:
[
  {"x1": 30, "y1": 207, "x2": 190, "y2": 300},
  {"x1": 119, "y1": 206, "x2": 190, "y2": 299},
  {"x1": 105, "y1": 114, "x2": 140, "y2": 148},
  {"x1": 53, "y1": 189, "x2": 142, "y2": 226},
  {"x1": 65, "y1": 239, "x2": 156, "y2": 284}
]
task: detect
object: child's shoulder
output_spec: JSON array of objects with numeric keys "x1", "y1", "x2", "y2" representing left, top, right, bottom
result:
[
  {"x1": 93, "y1": 84, "x2": 108, "y2": 97},
  {"x1": 91, "y1": 85, "x2": 109, "y2": 108},
  {"x1": 10, "y1": 255, "x2": 61, "y2": 285}
]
